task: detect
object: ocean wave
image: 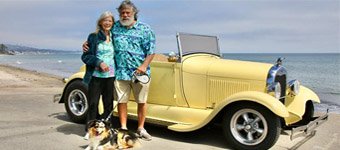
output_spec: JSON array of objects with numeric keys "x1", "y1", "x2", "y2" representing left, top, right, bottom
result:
[
  {"x1": 315, "y1": 103, "x2": 340, "y2": 114},
  {"x1": 16, "y1": 60, "x2": 22, "y2": 64},
  {"x1": 330, "y1": 92, "x2": 340, "y2": 95}
]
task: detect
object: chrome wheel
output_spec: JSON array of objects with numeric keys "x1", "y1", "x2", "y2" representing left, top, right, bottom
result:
[
  {"x1": 223, "y1": 103, "x2": 280, "y2": 149},
  {"x1": 230, "y1": 108, "x2": 268, "y2": 146},
  {"x1": 68, "y1": 89, "x2": 88, "y2": 116},
  {"x1": 64, "y1": 80, "x2": 89, "y2": 123}
]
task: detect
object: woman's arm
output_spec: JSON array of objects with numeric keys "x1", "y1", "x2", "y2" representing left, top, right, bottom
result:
[{"x1": 81, "y1": 33, "x2": 103, "y2": 67}]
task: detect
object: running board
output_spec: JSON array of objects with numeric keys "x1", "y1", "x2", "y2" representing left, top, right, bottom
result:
[
  {"x1": 115, "y1": 112, "x2": 189, "y2": 127},
  {"x1": 290, "y1": 110, "x2": 328, "y2": 140}
]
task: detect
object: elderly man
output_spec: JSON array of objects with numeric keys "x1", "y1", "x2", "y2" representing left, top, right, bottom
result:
[
  {"x1": 83, "y1": 0, "x2": 155, "y2": 141},
  {"x1": 113, "y1": 0, "x2": 155, "y2": 141}
]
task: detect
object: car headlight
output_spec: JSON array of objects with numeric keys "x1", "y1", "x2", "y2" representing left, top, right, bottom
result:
[
  {"x1": 267, "y1": 82, "x2": 281, "y2": 99},
  {"x1": 287, "y1": 79, "x2": 300, "y2": 96}
]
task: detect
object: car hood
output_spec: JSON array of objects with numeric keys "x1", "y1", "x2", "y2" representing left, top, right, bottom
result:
[{"x1": 182, "y1": 54, "x2": 273, "y2": 81}]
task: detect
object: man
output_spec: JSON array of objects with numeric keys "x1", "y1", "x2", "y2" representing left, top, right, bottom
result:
[
  {"x1": 114, "y1": 0, "x2": 155, "y2": 141},
  {"x1": 83, "y1": 0, "x2": 155, "y2": 141}
]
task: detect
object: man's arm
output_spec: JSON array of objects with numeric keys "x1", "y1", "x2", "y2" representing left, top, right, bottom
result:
[
  {"x1": 136, "y1": 54, "x2": 155, "y2": 74},
  {"x1": 82, "y1": 41, "x2": 89, "y2": 52},
  {"x1": 137, "y1": 26, "x2": 156, "y2": 74}
]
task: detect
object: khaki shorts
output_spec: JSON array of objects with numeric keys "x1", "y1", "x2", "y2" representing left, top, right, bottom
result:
[{"x1": 114, "y1": 80, "x2": 150, "y2": 103}]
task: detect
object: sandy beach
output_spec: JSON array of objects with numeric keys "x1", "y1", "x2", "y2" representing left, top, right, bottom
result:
[{"x1": 0, "y1": 64, "x2": 339, "y2": 150}]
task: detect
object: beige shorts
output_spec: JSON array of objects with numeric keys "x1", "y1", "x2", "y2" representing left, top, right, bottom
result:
[{"x1": 114, "y1": 80, "x2": 150, "y2": 103}]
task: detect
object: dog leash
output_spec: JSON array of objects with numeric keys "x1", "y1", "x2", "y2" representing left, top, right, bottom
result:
[{"x1": 105, "y1": 85, "x2": 130, "y2": 122}]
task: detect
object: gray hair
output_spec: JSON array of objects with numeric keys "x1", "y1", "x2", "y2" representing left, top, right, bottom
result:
[
  {"x1": 96, "y1": 11, "x2": 115, "y2": 33},
  {"x1": 117, "y1": 0, "x2": 139, "y2": 20}
]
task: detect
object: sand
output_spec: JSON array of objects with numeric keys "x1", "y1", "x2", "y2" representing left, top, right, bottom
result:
[{"x1": 0, "y1": 64, "x2": 339, "y2": 150}]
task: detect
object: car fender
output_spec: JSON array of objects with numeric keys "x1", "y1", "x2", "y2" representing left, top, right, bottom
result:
[
  {"x1": 58, "y1": 72, "x2": 85, "y2": 103},
  {"x1": 286, "y1": 85, "x2": 320, "y2": 113},
  {"x1": 284, "y1": 85, "x2": 320, "y2": 124},
  {"x1": 210, "y1": 91, "x2": 290, "y2": 121},
  {"x1": 300, "y1": 85, "x2": 320, "y2": 103}
]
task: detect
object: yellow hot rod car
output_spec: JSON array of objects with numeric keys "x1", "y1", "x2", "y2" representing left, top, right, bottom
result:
[{"x1": 54, "y1": 33, "x2": 327, "y2": 149}]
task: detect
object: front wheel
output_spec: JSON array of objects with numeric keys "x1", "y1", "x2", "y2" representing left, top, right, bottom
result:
[
  {"x1": 297, "y1": 101, "x2": 314, "y2": 125},
  {"x1": 222, "y1": 103, "x2": 281, "y2": 150},
  {"x1": 64, "y1": 80, "x2": 89, "y2": 123}
]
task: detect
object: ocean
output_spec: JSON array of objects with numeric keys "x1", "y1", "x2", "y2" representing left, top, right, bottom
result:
[{"x1": 1, "y1": 52, "x2": 339, "y2": 113}]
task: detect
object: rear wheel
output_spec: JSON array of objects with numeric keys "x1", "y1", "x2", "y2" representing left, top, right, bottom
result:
[
  {"x1": 222, "y1": 103, "x2": 281, "y2": 150},
  {"x1": 64, "y1": 80, "x2": 88, "y2": 123}
]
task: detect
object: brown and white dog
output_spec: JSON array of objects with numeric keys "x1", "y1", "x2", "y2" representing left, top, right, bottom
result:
[{"x1": 85, "y1": 120, "x2": 140, "y2": 150}]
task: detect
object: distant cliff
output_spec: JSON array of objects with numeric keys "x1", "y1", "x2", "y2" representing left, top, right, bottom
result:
[
  {"x1": 0, "y1": 44, "x2": 15, "y2": 55},
  {"x1": 0, "y1": 43, "x2": 73, "y2": 55}
]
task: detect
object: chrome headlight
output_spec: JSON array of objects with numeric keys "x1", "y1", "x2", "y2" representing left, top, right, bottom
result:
[
  {"x1": 287, "y1": 79, "x2": 300, "y2": 96},
  {"x1": 267, "y1": 82, "x2": 281, "y2": 99}
]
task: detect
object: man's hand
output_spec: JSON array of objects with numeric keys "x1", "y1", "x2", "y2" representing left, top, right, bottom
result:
[
  {"x1": 82, "y1": 41, "x2": 89, "y2": 52},
  {"x1": 100, "y1": 62, "x2": 109, "y2": 72},
  {"x1": 135, "y1": 54, "x2": 155, "y2": 74},
  {"x1": 136, "y1": 65, "x2": 147, "y2": 74}
]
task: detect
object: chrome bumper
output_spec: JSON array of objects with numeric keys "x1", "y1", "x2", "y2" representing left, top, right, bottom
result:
[
  {"x1": 53, "y1": 94, "x2": 62, "y2": 103},
  {"x1": 290, "y1": 111, "x2": 328, "y2": 140}
]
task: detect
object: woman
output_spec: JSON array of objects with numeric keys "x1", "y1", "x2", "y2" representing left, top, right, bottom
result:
[{"x1": 81, "y1": 11, "x2": 115, "y2": 138}]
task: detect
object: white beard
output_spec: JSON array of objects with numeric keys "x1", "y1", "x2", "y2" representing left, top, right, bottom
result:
[{"x1": 120, "y1": 18, "x2": 134, "y2": 27}]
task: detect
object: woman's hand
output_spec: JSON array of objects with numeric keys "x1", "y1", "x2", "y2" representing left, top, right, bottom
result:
[{"x1": 99, "y1": 62, "x2": 109, "y2": 72}]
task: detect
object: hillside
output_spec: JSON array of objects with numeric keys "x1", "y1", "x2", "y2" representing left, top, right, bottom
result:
[
  {"x1": 0, "y1": 44, "x2": 15, "y2": 55},
  {"x1": 0, "y1": 44, "x2": 74, "y2": 54}
]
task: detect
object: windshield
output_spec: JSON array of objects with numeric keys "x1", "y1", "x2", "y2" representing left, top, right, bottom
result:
[{"x1": 177, "y1": 32, "x2": 220, "y2": 56}]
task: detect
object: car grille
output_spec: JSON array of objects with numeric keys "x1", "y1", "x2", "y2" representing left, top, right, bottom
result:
[{"x1": 275, "y1": 74, "x2": 286, "y2": 103}]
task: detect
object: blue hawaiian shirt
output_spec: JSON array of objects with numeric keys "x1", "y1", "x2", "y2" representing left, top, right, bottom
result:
[{"x1": 112, "y1": 21, "x2": 156, "y2": 80}]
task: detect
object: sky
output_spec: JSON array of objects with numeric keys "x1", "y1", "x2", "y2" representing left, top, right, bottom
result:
[{"x1": 0, "y1": 0, "x2": 339, "y2": 53}]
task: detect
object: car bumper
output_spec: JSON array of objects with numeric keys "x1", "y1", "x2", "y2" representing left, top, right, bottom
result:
[{"x1": 290, "y1": 110, "x2": 328, "y2": 140}]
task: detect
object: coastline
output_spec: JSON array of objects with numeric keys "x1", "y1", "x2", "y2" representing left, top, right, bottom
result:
[
  {"x1": 0, "y1": 64, "x2": 64, "y2": 90},
  {"x1": 0, "y1": 64, "x2": 63, "y2": 79}
]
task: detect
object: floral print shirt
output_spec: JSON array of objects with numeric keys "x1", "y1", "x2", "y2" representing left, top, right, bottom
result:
[
  {"x1": 92, "y1": 38, "x2": 115, "y2": 78},
  {"x1": 112, "y1": 21, "x2": 155, "y2": 80}
]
